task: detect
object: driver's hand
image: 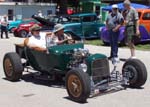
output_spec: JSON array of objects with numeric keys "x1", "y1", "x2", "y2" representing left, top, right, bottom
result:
[{"x1": 67, "y1": 38, "x2": 75, "y2": 44}]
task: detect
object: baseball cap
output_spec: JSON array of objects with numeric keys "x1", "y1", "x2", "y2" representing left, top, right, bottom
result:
[{"x1": 112, "y1": 4, "x2": 118, "y2": 9}]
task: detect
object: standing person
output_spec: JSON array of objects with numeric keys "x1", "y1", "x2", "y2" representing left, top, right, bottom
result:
[
  {"x1": 1, "y1": 15, "x2": 9, "y2": 39},
  {"x1": 123, "y1": 0, "x2": 140, "y2": 58},
  {"x1": 37, "y1": 10, "x2": 44, "y2": 18},
  {"x1": 56, "y1": 5, "x2": 60, "y2": 15},
  {"x1": 106, "y1": 4, "x2": 124, "y2": 65}
]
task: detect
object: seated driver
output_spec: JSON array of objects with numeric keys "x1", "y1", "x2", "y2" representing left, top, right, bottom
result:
[
  {"x1": 46, "y1": 24, "x2": 74, "y2": 45},
  {"x1": 24, "y1": 24, "x2": 74, "y2": 52},
  {"x1": 24, "y1": 24, "x2": 49, "y2": 52}
]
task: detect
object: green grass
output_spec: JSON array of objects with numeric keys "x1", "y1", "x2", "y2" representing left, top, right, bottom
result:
[
  {"x1": 135, "y1": 43, "x2": 150, "y2": 51},
  {"x1": 85, "y1": 39, "x2": 104, "y2": 46},
  {"x1": 85, "y1": 39, "x2": 150, "y2": 51}
]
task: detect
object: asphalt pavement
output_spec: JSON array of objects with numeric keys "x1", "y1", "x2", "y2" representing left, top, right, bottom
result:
[{"x1": 0, "y1": 33, "x2": 150, "y2": 107}]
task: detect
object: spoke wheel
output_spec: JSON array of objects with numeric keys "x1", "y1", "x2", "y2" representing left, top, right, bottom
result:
[{"x1": 122, "y1": 59, "x2": 147, "y2": 88}]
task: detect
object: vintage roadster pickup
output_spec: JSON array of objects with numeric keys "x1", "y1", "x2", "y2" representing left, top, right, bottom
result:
[{"x1": 3, "y1": 42, "x2": 147, "y2": 103}]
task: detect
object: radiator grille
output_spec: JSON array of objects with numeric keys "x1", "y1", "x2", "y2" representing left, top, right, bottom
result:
[{"x1": 91, "y1": 58, "x2": 110, "y2": 83}]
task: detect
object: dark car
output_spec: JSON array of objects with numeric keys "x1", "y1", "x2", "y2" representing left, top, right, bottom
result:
[
  {"x1": 63, "y1": 13, "x2": 105, "y2": 39},
  {"x1": 32, "y1": 13, "x2": 105, "y2": 40},
  {"x1": 3, "y1": 41, "x2": 147, "y2": 103},
  {"x1": 13, "y1": 15, "x2": 70, "y2": 37}
]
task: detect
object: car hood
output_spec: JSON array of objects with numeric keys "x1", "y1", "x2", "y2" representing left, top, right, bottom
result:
[
  {"x1": 9, "y1": 20, "x2": 22, "y2": 25},
  {"x1": 32, "y1": 15, "x2": 55, "y2": 27}
]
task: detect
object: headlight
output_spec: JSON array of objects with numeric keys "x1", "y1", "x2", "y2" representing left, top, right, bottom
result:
[{"x1": 79, "y1": 63, "x2": 87, "y2": 72}]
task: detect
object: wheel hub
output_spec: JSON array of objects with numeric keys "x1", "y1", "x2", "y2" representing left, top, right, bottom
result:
[
  {"x1": 124, "y1": 65, "x2": 138, "y2": 84},
  {"x1": 4, "y1": 58, "x2": 13, "y2": 76},
  {"x1": 68, "y1": 75, "x2": 82, "y2": 97}
]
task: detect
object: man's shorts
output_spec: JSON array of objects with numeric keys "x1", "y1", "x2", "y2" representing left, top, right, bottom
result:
[
  {"x1": 125, "y1": 25, "x2": 135, "y2": 41},
  {"x1": 125, "y1": 25, "x2": 140, "y2": 44}
]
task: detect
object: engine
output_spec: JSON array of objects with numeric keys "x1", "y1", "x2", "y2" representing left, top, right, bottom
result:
[{"x1": 67, "y1": 48, "x2": 90, "y2": 72}]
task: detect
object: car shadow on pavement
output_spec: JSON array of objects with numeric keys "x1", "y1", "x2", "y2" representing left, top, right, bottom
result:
[
  {"x1": 21, "y1": 72, "x2": 65, "y2": 89},
  {"x1": 120, "y1": 58, "x2": 127, "y2": 62},
  {"x1": 63, "y1": 96, "x2": 89, "y2": 104}
]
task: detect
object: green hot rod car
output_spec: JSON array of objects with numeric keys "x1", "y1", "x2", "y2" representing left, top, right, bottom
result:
[{"x1": 3, "y1": 42, "x2": 147, "y2": 103}]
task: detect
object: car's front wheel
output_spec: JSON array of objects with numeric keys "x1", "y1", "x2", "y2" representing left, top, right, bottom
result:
[
  {"x1": 66, "y1": 69, "x2": 91, "y2": 103},
  {"x1": 19, "y1": 30, "x2": 28, "y2": 38},
  {"x1": 122, "y1": 59, "x2": 147, "y2": 88},
  {"x1": 3, "y1": 52, "x2": 24, "y2": 81}
]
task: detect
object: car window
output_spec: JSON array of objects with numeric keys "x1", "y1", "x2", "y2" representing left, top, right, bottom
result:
[
  {"x1": 142, "y1": 12, "x2": 150, "y2": 20},
  {"x1": 70, "y1": 16, "x2": 80, "y2": 22},
  {"x1": 48, "y1": 16, "x2": 69, "y2": 23},
  {"x1": 62, "y1": 17, "x2": 68, "y2": 22},
  {"x1": 49, "y1": 17, "x2": 59, "y2": 23},
  {"x1": 82, "y1": 16, "x2": 96, "y2": 22}
]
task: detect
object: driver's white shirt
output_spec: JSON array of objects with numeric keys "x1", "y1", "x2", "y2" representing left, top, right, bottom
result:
[{"x1": 27, "y1": 32, "x2": 46, "y2": 49}]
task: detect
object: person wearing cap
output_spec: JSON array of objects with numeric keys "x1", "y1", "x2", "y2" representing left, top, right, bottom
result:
[
  {"x1": 0, "y1": 15, "x2": 9, "y2": 39},
  {"x1": 46, "y1": 24, "x2": 74, "y2": 45},
  {"x1": 123, "y1": 0, "x2": 140, "y2": 59},
  {"x1": 37, "y1": 10, "x2": 44, "y2": 18},
  {"x1": 106, "y1": 4, "x2": 124, "y2": 65},
  {"x1": 24, "y1": 24, "x2": 47, "y2": 52}
]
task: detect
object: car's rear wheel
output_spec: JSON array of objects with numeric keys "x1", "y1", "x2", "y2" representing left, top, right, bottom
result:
[
  {"x1": 122, "y1": 59, "x2": 147, "y2": 88},
  {"x1": 19, "y1": 30, "x2": 28, "y2": 38},
  {"x1": 3, "y1": 52, "x2": 24, "y2": 81},
  {"x1": 13, "y1": 31, "x2": 19, "y2": 37},
  {"x1": 66, "y1": 69, "x2": 91, "y2": 103}
]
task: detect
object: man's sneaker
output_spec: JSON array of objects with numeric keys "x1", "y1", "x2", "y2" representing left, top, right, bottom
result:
[
  {"x1": 112, "y1": 57, "x2": 120, "y2": 66},
  {"x1": 114, "y1": 57, "x2": 120, "y2": 62}
]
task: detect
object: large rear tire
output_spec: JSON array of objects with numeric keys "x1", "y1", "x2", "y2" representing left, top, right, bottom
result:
[
  {"x1": 66, "y1": 69, "x2": 91, "y2": 103},
  {"x1": 3, "y1": 52, "x2": 24, "y2": 81},
  {"x1": 122, "y1": 59, "x2": 147, "y2": 88}
]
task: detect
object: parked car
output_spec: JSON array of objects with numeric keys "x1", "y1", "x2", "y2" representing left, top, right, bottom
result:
[
  {"x1": 33, "y1": 13, "x2": 105, "y2": 39},
  {"x1": 13, "y1": 21, "x2": 42, "y2": 37},
  {"x1": 13, "y1": 15, "x2": 70, "y2": 37},
  {"x1": 63, "y1": 13, "x2": 105, "y2": 39},
  {"x1": 3, "y1": 41, "x2": 147, "y2": 103},
  {"x1": 8, "y1": 18, "x2": 39, "y2": 32},
  {"x1": 101, "y1": 9, "x2": 150, "y2": 45}
]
